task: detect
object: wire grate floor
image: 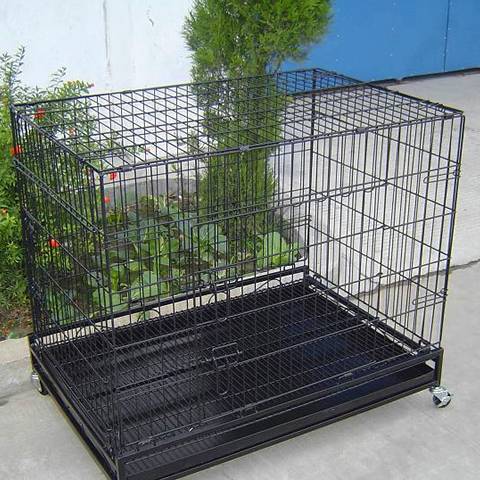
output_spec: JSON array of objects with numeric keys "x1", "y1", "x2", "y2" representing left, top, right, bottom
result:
[
  {"x1": 11, "y1": 68, "x2": 463, "y2": 479},
  {"x1": 46, "y1": 278, "x2": 410, "y2": 450}
]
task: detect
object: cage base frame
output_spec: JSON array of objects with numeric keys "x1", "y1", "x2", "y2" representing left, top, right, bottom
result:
[
  {"x1": 31, "y1": 344, "x2": 441, "y2": 480},
  {"x1": 29, "y1": 276, "x2": 444, "y2": 480}
]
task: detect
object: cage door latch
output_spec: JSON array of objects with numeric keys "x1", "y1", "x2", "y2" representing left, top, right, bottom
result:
[
  {"x1": 211, "y1": 342, "x2": 241, "y2": 369},
  {"x1": 212, "y1": 342, "x2": 241, "y2": 397}
]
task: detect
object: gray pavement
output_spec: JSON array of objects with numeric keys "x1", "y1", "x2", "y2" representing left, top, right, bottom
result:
[
  {"x1": 1, "y1": 72, "x2": 480, "y2": 480},
  {"x1": 2, "y1": 261, "x2": 479, "y2": 480}
]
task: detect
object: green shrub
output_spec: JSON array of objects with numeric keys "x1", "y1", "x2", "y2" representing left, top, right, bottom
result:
[
  {"x1": 0, "y1": 47, "x2": 91, "y2": 331},
  {"x1": 183, "y1": 0, "x2": 331, "y2": 245},
  {"x1": 183, "y1": 0, "x2": 331, "y2": 80}
]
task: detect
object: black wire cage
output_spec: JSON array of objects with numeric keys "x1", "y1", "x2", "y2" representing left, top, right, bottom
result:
[{"x1": 11, "y1": 69, "x2": 463, "y2": 480}]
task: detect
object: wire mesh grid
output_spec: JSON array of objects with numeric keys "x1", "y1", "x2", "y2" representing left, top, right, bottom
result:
[{"x1": 11, "y1": 68, "x2": 463, "y2": 464}]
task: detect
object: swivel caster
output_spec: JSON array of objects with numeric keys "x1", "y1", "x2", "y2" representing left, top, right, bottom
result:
[
  {"x1": 31, "y1": 370, "x2": 49, "y2": 396},
  {"x1": 430, "y1": 385, "x2": 452, "y2": 408}
]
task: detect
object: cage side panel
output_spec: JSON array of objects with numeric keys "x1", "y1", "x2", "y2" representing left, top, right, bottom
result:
[
  {"x1": 309, "y1": 115, "x2": 463, "y2": 349},
  {"x1": 17, "y1": 182, "x2": 116, "y2": 442},
  {"x1": 12, "y1": 115, "x2": 119, "y2": 449},
  {"x1": 13, "y1": 115, "x2": 103, "y2": 228}
]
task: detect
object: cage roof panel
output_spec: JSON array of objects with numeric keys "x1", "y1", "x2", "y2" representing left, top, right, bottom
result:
[{"x1": 12, "y1": 68, "x2": 462, "y2": 174}]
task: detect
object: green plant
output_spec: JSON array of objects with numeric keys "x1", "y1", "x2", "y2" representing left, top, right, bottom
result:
[
  {"x1": 183, "y1": 0, "x2": 331, "y2": 245},
  {"x1": 35, "y1": 177, "x2": 301, "y2": 326},
  {"x1": 183, "y1": 0, "x2": 331, "y2": 80},
  {"x1": 257, "y1": 231, "x2": 300, "y2": 269},
  {"x1": 0, "y1": 47, "x2": 91, "y2": 334}
]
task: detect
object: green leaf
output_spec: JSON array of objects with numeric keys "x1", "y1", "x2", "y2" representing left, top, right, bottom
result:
[
  {"x1": 285, "y1": 241, "x2": 300, "y2": 263},
  {"x1": 200, "y1": 250, "x2": 213, "y2": 264},
  {"x1": 86, "y1": 272, "x2": 103, "y2": 288},
  {"x1": 108, "y1": 248, "x2": 128, "y2": 262},
  {"x1": 45, "y1": 289, "x2": 79, "y2": 325},
  {"x1": 215, "y1": 235, "x2": 228, "y2": 254},
  {"x1": 126, "y1": 229, "x2": 141, "y2": 243},
  {"x1": 197, "y1": 225, "x2": 210, "y2": 242},
  {"x1": 130, "y1": 270, "x2": 169, "y2": 300},
  {"x1": 136, "y1": 310, "x2": 150, "y2": 322},
  {"x1": 171, "y1": 267, "x2": 183, "y2": 279},
  {"x1": 91, "y1": 287, "x2": 125, "y2": 312},
  {"x1": 126, "y1": 260, "x2": 143, "y2": 272},
  {"x1": 91, "y1": 287, "x2": 110, "y2": 308},
  {"x1": 259, "y1": 231, "x2": 297, "y2": 268},
  {"x1": 110, "y1": 264, "x2": 124, "y2": 291},
  {"x1": 168, "y1": 238, "x2": 180, "y2": 253},
  {"x1": 158, "y1": 254, "x2": 171, "y2": 266}
]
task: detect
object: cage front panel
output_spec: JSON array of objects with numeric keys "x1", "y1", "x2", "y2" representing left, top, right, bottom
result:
[{"x1": 11, "y1": 68, "x2": 463, "y2": 478}]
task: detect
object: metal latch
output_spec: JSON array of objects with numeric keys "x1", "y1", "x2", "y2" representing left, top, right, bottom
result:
[
  {"x1": 211, "y1": 342, "x2": 241, "y2": 369},
  {"x1": 212, "y1": 342, "x2": 241, "y2": 397}
]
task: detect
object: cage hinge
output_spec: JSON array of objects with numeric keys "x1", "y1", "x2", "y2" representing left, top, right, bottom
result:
[
  {"x1": 239, "y1": 145, "x2": 250, "y2": 152},
  {"x1": 118, "y1": 165, "x2": 133, "y2": 173},
  {"x1": 412, "y1": 289, "x2": 446, "y2": 306},
  {"x1": 423, "y1": 168, "x2": 460, "y2": 184},
  {"x1": 355, "y1": 126, "x2": 369, "y2": 134},
  {"x1": 338, "y1": 371, "x2": 354, "y2": 381},
  {"x1": 242, "y1": 403, "x2": 259, "y2": 415},
  {"x1": 138, "y1": 436, "x2": 154, "y2": 447}
]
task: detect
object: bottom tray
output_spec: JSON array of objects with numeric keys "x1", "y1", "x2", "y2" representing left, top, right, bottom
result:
[{"x1": 31, "y1": 276, "x2": 442, "y2": 480}]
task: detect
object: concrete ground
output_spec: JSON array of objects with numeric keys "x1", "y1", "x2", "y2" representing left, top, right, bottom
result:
[{"x1": 1, "y1": 73, "x2": 480, "y2": 480}]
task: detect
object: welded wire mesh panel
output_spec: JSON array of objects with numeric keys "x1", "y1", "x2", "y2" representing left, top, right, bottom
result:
[
  {"x1": 11, "y1": 68, "x2": 463, "y2": 463},
  {"x1": 308, "y1": 111, "x2": 463, "y2": 348}
]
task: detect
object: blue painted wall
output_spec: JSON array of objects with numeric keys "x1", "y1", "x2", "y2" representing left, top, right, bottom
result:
[{"x1": 285, "y1": 0, "x2": 480, "y2": 81}]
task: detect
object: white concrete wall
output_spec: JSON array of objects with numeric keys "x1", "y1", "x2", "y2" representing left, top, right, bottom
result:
[{"x1": 0, "y1": 0, "x2": 193, "y2": 92}]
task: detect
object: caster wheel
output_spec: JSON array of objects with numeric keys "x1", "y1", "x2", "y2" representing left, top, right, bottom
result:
[
  {"x1": 31, "y1": 370, "x2": 49, "y2": 396},
  {"x1": 430, "y1": 385, "x2": 452, "y2": 408}
]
